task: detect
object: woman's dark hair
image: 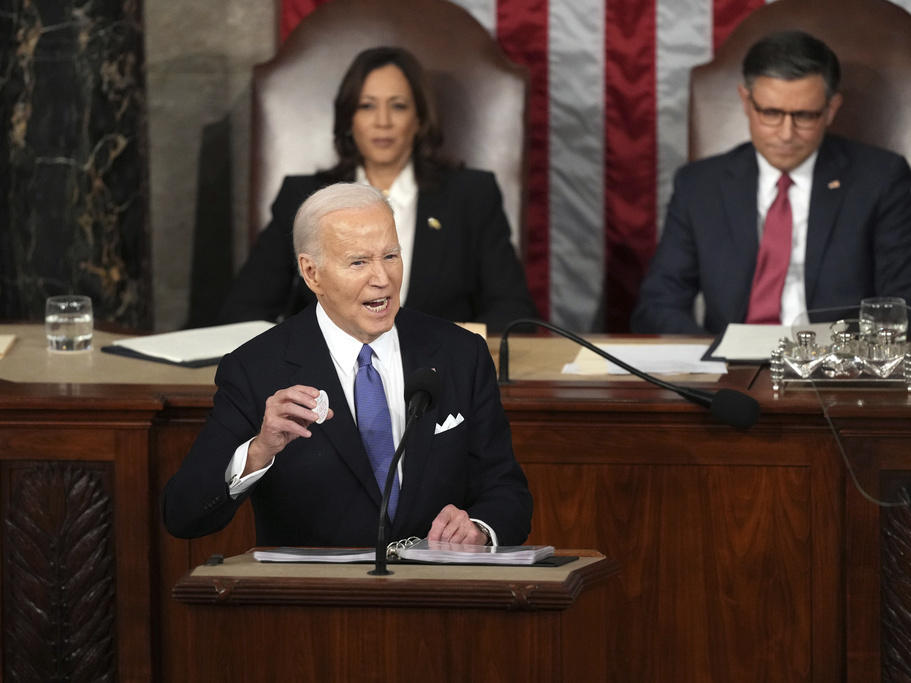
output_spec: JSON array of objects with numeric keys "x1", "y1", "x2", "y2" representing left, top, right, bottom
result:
[{"x1": 322, "y1": 46, "x2": 453, "y2": 188}]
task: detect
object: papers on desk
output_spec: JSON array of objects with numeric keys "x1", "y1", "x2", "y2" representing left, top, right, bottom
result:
[
  {"x1": 101, "y1": 321, "x2": 274, "y2": 367},
  {"x1": 706, "y1": 322, "x2": 832, "y2": 363},
  {"x1": 254, "y1": 547, "x2": 376, "y2": 563},
  {"x1": 563, "y1": 343, "x2": 726, "y2": 376},
  {"x1": 254, "y1": 539, "x2": 556, "y2": 566},
  {"x1": 397, "y1": 539, "x2": 555, "y2": 565}
]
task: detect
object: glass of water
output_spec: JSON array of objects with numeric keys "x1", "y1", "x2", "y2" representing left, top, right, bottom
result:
[
  {"x1": 859, "y1": 296, "x2": 908, "y2": 343},
  {"x1": 45, "y1": 295, "x2": 93, "y2": 351}
]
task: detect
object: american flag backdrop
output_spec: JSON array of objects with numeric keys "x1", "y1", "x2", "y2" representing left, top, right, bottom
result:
[{"x1": 280, "y1": 0, "x2": 911, "y2": 332}]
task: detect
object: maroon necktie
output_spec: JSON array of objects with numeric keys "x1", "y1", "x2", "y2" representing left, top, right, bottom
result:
[{"x1": 746, "y1": 173, "x2": 793, "y2": 324}]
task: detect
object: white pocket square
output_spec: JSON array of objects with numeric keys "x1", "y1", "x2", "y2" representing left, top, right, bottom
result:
[{"x1": 434, "y1": 413, "x2": 464, "y2": 434}]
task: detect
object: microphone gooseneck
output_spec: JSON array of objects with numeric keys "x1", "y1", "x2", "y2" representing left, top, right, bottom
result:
[
  {"x1": 370, "y1": 367, "x2": 441, "y2": 576},
  {"x1": 497, "y1": 318, "x2": 759, "y2": 430},
  {"x1": 404, "y1": 366, "x2": 441, "y2": 421}
]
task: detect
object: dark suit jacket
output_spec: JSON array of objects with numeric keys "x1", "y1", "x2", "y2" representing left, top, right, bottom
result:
[
  {"x1": 219, "y1": 167, "x2": 537, "y2": 332},
  {"x1": 162, "y1": 305, "x2": 533, "y2": 547},
  {"x1": 631, "y1": 135, "x2": 911, "y2": 335}
]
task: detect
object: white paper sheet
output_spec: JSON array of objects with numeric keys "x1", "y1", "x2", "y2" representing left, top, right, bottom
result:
[
  {"x1": 110, "y1": 321, "x2": 274, "y2": 364},
  {"x1": 563, "y1": 343, "x2": 726, "y2": 375},
  {"x1": 711, "y1": 322, "x2": 831, "y2": 361}
]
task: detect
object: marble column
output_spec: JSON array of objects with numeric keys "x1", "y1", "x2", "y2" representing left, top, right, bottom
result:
[{"x1": 0, "y1": 0, "x2": 151, "y2": 328}]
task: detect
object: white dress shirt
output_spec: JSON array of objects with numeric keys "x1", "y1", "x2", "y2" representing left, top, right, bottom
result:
[
  {"x1": 223, "y1": 303, "x2": 498, "y2": 543},
  {"x1": 755, "y1": 150, "x2": 817, "y2": 326},
  {"x1": 225, "y1": 304, "x2": 404, "y2": 493}
]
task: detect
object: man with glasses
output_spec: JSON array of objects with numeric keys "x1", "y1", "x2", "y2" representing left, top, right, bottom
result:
[{"x1": 632, "y1": 30, "x2": 911, "y2": 334}]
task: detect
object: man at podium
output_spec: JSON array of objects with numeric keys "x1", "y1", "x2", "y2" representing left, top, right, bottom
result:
[{"x1": 162, "y1": 183, "x2": 532, "y2": 549}]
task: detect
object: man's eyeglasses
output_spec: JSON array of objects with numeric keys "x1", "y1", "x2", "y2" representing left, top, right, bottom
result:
[{"x1": 749, "y1": 95, "x2": 827, "y2": 129}]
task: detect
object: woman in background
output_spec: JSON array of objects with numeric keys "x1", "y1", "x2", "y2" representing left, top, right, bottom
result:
[{"x1": 219, "y1": 46, "x2": 536, "y2": 332}]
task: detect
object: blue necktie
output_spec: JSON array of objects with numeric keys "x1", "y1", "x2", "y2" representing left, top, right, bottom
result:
[{"x1": 354, "y1": 344, "x2": 398, "y2": 519}]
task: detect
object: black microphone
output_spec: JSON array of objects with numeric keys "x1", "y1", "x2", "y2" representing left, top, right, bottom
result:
[
  {"x1": 498, "y1": 318, "x2": 759, "y2": 430},
  {"x1": 370, "y1": 367, "x2": 442, "y2": 575}
]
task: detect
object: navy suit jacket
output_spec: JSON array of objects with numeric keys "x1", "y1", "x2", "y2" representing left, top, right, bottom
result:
[
  {"x1": 219, "y1": 167, "x2": 537, "y2": 332},
  {"x1": 162, "y1": 305, "x2": 533, "y2": 547},
  {"x1": 631, "y1": 135, "x2": 911, "y2": 335}
]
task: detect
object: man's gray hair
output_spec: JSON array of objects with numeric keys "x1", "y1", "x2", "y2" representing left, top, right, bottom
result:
[{"x1": 293, "y1": 182, "x2": 391, "y2": 263}]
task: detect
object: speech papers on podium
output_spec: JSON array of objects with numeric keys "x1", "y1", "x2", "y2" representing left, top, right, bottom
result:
[
  {"x1": 396, "y1": 539, "x2": 555, "y2": 565},
  {"x1": 253, "y1": 539, "x2": 555, "y2": 566}
]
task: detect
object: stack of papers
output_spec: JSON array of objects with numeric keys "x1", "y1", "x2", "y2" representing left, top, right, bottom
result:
[
  {"x1": 253, "y1": 540, "x2": 556, "y2": 565},
  {"x1": 397, "y1": 539, "x2": 555, "y2": 565},
  {"x1": 254, "y1": 547, "x2": 375, "y2": 563}
]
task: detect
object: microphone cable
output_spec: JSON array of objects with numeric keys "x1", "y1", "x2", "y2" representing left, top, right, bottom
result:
[{"x1": 806, "y1": 376, "x2": 911, "y2": 508}]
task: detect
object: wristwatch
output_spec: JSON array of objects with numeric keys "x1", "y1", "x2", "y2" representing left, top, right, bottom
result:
[{"x1": 474, "y1": 521, "x2": 492, "y2": 546}]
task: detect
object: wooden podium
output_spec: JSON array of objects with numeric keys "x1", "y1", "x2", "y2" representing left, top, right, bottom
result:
[
  {"x1": 4, "y1": 324, "x2": 911, "y2": 681},
  {"x1": 171, "y1": 550, "x2": 617, "y2": 682}
]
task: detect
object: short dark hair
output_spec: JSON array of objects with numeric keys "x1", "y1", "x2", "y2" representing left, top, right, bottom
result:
[
  {"x1": 323, "y1": 46, "x2": 452, "y2": 188},
  {"x1": 742, "y1": 30, "x2": 841, "y2": 99}
]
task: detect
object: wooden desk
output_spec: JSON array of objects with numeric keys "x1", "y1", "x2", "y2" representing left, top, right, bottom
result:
[
  {"x1": 171, "y1": 550, "x2": 616, "y2": 682},
  {"x1": 0, "y1": 324, "x2": 908, "y2": 682}
]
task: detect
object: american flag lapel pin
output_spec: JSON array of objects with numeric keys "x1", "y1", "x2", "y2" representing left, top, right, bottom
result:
[
  {"x1": 427, "y1": 217, "x2": 442, "y2": 230},
  {"x1": 828, "y1": 179, "x2": 840, "y2": 190}
]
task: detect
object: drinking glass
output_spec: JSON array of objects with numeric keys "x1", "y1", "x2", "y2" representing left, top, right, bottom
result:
[
  {"x1": 859, "y1": 297, "x2": 908, "y2": 342},
  {"x1": 45, "y1": 295, "x2": 93, "y2": 351}
]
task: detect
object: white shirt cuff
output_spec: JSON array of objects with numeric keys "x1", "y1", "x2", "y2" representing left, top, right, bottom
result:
[
  {"x1": 469, "y1": 518, "x2": 498, "y2": 547},
  {"x1": 225, "y1": 438, "x2": 274, "y2": 499}
]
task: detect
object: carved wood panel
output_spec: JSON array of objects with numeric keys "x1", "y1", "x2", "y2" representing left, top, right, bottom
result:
[
  {"x1": 881, "y1": 475, "x2": 911, "y2": 683},
  {"x1": 1, "y1": 461, "x2": 116, "y2": 682}
]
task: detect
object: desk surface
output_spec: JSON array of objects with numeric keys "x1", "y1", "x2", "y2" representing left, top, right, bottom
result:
[
  {"x1": 0, "y1": 322, "x2": 720, "y2": 385},
  {"x1": 189, "y1": 548, "x2": 602, "y2": 582},
  {"x1": 0, "y1": 324, "x2": 218, "y2": 385},
  {"x1": 3, "y1": 323, "x2": 910, "y2": 419}
]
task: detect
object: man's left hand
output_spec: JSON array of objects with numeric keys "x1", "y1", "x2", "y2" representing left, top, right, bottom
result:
[{"x1": 428, "y1": 504, "x2": 486, "y2": 545}]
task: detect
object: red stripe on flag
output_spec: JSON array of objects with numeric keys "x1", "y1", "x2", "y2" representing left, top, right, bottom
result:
[
  {"x1": 496, "y1": 0, "x2": 551, "y2": 320},
  {"x1": 713, "y1": 0, "x2": 765, "y2": 50},
  {"x1": 280, "y1": 0, "x2": 333, "y2": 42},
  {"x1": 603, "y1": 0, "x2": 656, "y2": 332}
]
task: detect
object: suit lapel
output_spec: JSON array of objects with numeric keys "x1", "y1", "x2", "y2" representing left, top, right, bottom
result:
[
  {"x1": 805, "y1": 137, "x2": 848, "y2": 305},
  {"x1": 284, "y1": 307, "x2": 382, "y2": 509},
  {"x1": 390, "y1": 310, "x2": 444, "y2": 534},
  {"x1": 721, "y1": 146, "x2": 761, "y2": 321},
  {"x1": 406, "y1": 187, "x2": 448, "y2": 309}
]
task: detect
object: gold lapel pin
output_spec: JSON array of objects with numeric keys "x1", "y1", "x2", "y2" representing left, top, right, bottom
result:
[
  {"x1": 828, "y1": 180, "x2": 841, "y2": 190},
  {"x1": 427, "y1": 217, "x2": 442, "y2": 230}
]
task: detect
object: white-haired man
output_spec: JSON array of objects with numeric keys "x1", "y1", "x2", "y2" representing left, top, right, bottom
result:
[{"x1": 164, "y1": 183, "x2": 532, "y2": 548}]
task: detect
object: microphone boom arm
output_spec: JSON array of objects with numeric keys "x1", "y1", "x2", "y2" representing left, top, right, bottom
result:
[{"x1": 498, "y1": 318, "x2": 759, "y2": 429}]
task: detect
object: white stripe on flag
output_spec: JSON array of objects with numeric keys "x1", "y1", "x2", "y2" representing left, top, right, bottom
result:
[
  {"x1": 548, "y1": 0, "x2": 606, "y2": 331},
  {"x1": 450, "y1": 0, "x2": 497, "y2": 34},
  {"x1": 655, "y1": 0, "x2": 712, "y2": 239}
]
